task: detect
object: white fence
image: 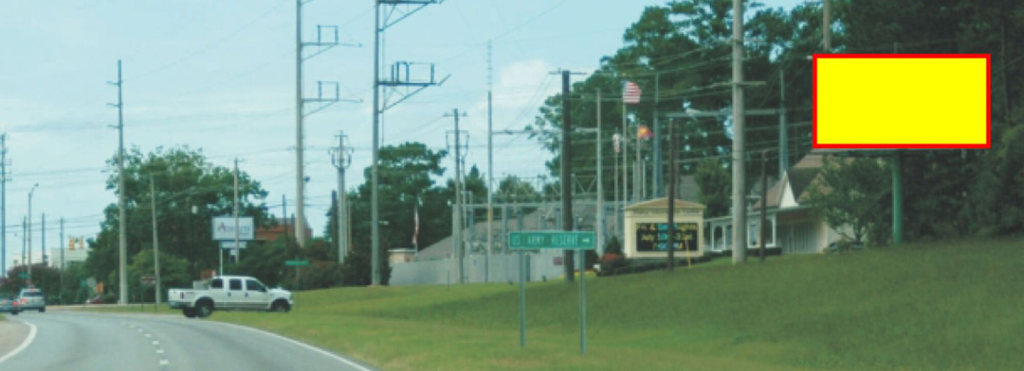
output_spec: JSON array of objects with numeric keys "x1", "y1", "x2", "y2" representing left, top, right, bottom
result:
[{"x1": 390, "y1": 250, "x2": 568, "y2": 286}]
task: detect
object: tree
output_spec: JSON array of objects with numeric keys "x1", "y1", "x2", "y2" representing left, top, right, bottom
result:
[
  {"x1": 693, "y1": 158, "x2": 731, "y2": 217},
  {"x1": 805, "y1": 157, "x2": 890, "y2": 244},
  {"x1": 128, "y1": 249, "x2": 191, "y2": 302},
  {"x1": 234, "y1": 236, "x2": 289, "y2": 288},
  {"x1": 87, "y1": 146, "x2": 270, "y2": 294}
]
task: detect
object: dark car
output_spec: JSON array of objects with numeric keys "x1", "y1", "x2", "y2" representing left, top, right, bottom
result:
[
  {"x1": 0, "y1": 295, "x2": 18, "y2": 315},
  {"x1": 85, "y1": 295, "x2": 104, "y2": 305}
]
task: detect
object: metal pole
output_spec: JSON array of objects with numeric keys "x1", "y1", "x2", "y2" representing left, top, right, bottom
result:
[
  {"x1": 760, "y1": 150, "x2": 768, "y2": 263},
  {"x1": 578, "y1": 246, "x2": 586, "y2": 355},
  {"x1": 294, "y1": 0, "x2": 308, "y2": 249},
  {"x1": 823, "y1": 0, "x2": 831, "y2": 53},
  {"x1": 42, "y1": 213, "x2": 45, "y2": 268},
  {"x1": 561, "y1": 71, "x2": 575, "y2": 283},
  {"x1": 370, "y1": 0, "x2": 382, "y2": 286},
  {"x1": 336, "y1": 133, "x2": 347, "y2": 263},
  {"x1": 892, "y1": 152, "x2": 903, "y2": 245},
  {"x1": 453, "y1": 109, "x2": 464, "y2": 283},
  {"x1": 28, "y1": 187, "x2": 34, "y2": 279},
  {"x1": 634, "y1": 115, "x2": 641, "y2": 203},
  {"x1": 596, "y1": 90, "x2": 604, "y2": 256},
  {"x1": 668, "y1": 118, "x2": 676, "y2": 271},
  {"x1": 622, "y1": 95, "x2": 628, "y2": 205},
  {"x1": 731, "y1": 0, "x2": 748, "y2": 264},
  {"x1": 518, "y1": 250, "x2": 526, "y2": 348},
  {"x1": 115, "y1": 59, "x2": 129, "y2": 303},
  {"x1": 1, "y1": 134, "x2": 5, "y2": 275},
  {"x1": 150, "y1": 174, "x2": 162, "y2": 306},
  {"x1": 60, "y1": 217, "x2": 64, "y2": 303},
  {"x1": 779, "y1": 69, "x2": 788, "y2": 178},
  {"x1": 653, "y1": 73, "x2": 662, "y2": 198},
  {"x1": 233, "y1": 159, "x2": 240, "y2": 271},
  {"x1": 486, "y1": 40, "x2": 493, "y2": 284}
]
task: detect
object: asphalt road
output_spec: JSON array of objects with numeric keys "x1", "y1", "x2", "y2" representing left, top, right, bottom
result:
[{"x1": 0, "y1": 311, "x2": 371, "y2": 371}]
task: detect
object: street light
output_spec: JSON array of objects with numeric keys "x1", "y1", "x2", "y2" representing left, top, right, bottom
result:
[{"x1": 27, "y1": 183, "x2": 38, "y2": 281}]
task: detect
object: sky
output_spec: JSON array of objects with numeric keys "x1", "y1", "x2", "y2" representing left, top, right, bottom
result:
[{"x1": 0, "y1": 0, "x2": 806, "y2": 269}]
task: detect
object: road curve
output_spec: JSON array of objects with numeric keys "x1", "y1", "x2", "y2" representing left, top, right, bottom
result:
[{"x1": 0, "y1": 311, "x2": 372, "y2": 371}]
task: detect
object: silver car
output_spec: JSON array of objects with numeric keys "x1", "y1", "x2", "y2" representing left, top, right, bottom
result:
[
  {"x1": 17, "y1": 288, "x2": 45, "y2": 313},
  {"x1": 0, "y1": 295, "x2": 18, "y2": 315}
]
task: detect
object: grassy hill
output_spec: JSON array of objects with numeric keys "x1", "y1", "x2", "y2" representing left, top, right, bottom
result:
[{"x1": 100, "y1": 239, "x2": 1024, "y2": 370}]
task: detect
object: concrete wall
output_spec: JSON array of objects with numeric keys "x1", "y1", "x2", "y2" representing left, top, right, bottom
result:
[{"x1": 390, "y1": 250, "x2": 569, "y2": 286}]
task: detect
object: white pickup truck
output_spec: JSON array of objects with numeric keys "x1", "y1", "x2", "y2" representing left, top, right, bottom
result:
[{"x1": 167, "y1": 275, "x2": 293, "y2": 318}]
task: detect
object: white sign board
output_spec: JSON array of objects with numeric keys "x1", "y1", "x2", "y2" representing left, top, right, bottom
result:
[
  {"x1": 212, "y1": 217, "x2": 255, "y2": 241},
  {"x1": 220, "y1": 241, "x2": 248, "y2": 249}
]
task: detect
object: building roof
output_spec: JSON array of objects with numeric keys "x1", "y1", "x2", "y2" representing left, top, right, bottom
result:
[
  {"x1": 752, "y1": 154, "x2": 827, "y2": 210},
  {"x1": 624, "y1": 198, "x2": 706, "y2": 210}
]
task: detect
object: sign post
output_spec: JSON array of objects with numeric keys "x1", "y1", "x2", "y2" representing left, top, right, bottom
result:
[
  {"x1": 285, "y1": 259, "x2": 309, "y2": 290},
  {"x1": 509, "y1": 231, "x2": 595, "y2": 354}
]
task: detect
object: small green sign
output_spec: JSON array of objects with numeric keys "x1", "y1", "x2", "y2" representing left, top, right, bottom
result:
[
  {"x1": 285, "y1": 259, "x2": 310, "y2": 266},
  {"x1": 508, "y1": 231, "x2": 596, "y2": 250},
  {"x1": 18, "y1": 273, "x2": 28, "y2": 279}
]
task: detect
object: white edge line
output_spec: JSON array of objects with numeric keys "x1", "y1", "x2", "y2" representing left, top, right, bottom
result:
[
  {"x1": 207, "y1": 321, "x2": 374, "y2": 371},
  {"x1": 0, "y1": 317, "x2": 38, "y2": 364}
]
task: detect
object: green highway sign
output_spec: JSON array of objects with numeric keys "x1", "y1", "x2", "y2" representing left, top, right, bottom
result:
[
  {"x1": 285, "y1": 259, "x2": 310, "y2": 267},
  {"x1": 18, "y1": 273, "x2": 28, "y2": 279},
  {"x1": 508, "y1": 231, "x2": 596, "y2": 250}
]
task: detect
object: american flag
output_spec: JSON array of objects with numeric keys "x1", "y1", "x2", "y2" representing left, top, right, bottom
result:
[{"x1": 623, "y1": 81, "x2": 642, "y2": 104}]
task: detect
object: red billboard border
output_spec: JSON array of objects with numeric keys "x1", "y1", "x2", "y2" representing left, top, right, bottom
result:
[{"x1": 812, "y1": 53, "x2": 991, "y2": 150}]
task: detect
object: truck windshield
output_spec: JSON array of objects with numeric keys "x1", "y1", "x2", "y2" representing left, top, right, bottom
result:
[{"x1": 21, "y1": 292, "x2": 44, "y2": 297}]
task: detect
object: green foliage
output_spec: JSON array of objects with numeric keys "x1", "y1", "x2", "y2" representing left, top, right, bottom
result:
[
  {"x1": 127, "y1": 249, "x2": 191, "y2": 302},
  {"x1": 340, "y1": 241, "x2": 391, "y2": 287},
  {"x1": 693, "y1": 158, "x2": 730, "y2": 217},
  {"x1": 234, "y1": 236, "x2": 289, "y2": 288},
  {"x1": 805, "y1": 157, "x2": 890, "y2": 244},
  {"x1": 87, "y1": 146, "x2": 270, "y2": 289}
]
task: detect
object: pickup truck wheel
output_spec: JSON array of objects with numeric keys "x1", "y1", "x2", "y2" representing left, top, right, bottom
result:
[
  {"x1": 39, "y1": 308, "x2": 45, "y2": 313},
  {"x1": 270, "y1": 300, "x2": 290, "y2": 313},
  {"x1": 11, "y1": 310, "x2": 17, "y2": 315},
  {"x1": 183, "y1": 308, "x2": 197, "y2": 318},
  {"x1": 196, "y1": 299, "x2": 214, "y2": 318}
]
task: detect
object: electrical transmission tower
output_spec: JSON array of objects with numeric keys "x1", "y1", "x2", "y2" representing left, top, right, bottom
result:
[
  {"x1": 330, "y1": 132, "x2": 352, "y2": 264},
  {"x1": 371, "y1": 0, "x2": 448, "y2": 285},
  {"x1": 294, "y1": 0, "x2": 358, "y2": 248}
]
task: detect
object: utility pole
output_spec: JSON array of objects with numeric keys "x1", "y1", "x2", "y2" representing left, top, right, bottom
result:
[
  {"x1": 486, "y1": 39, "x2": 493, "y2": 284},
  {"x1": 653, "y1": 73, "x2": 662, "y2": 198},
  {"x1": 0, "y1": 133, "x2": 6, "y2": 275},
  {"x1": 59, "y1": 217, "x2": 64, "y2": 303},
  {"x1": 108, "y1": 59, "x2": 129, "y2": 303},
  {"x1": 596, "y1": 89, "x2": 604, "y2": 256},
  {"x1": 823, "y1": 0, "x2": 831, "y2": 53},
  {"x1": 295, "y1": 0, "x2": 346, "y2": 249},
  {"x1": 560, "y1": 70, "x2": 575, "y2": 283},
  {"x1": 731, "y1": 0, "x2": 748, "y2": 264},
  {"x1": 372, "y1": 0, "x2": 446, "y2": 286},
  {"x1": 41, "y1": 213, "x2": 45, "y2": 267},
  {"x1": 233, "y1": 158, "x2": 240, "y2": 272},
  {"x1": 445, "y1": 109, "x2": 468, "y2": 283},
  {"x1": 330, "y1": 132, "x2": 352, "y2": 263},
  {"x1": 667, "y1": 118, "x2": 676, "y2": 272},
  {"x1": 282, "y1": 194, "x2": 289, "y2": 250},
  {"x1": 778, "y1": 69, "x2": 788, "y2": 178},
  {"x1": 27, "y1": 184, "x2": 37, "y2": 279},
  {"x1": 760, "y1": 150, "x2": 768, "y2": 263},
  {"x1": 150, "y1": 174, "x2": 162, "y2": 306},
  {"x1": 21, "y1": 217, "x2": 25, "y2": 274},
  {"x1": 622, "y1": 87, "x2": 629, "y2": 206}
]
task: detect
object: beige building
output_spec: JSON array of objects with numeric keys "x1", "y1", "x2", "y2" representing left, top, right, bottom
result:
[{"x1": 623, "y1": 198, "x2": 706, "y2": 260}]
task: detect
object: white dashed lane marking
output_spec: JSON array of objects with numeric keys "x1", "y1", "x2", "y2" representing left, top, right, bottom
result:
[
  {"x1": 156, "y1": 349, "x2": 165, "y2": 354},
  {"x1": 152, "y1": 340, "x2": 160, "y2": 346},
  {"x1": 159, "y1": 359, "x2": 169, "y2": 366}
]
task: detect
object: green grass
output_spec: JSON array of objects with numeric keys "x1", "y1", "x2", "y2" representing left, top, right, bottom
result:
[{"x1": 82, "y1": 239, "x2": 1024, "y2": 370}]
